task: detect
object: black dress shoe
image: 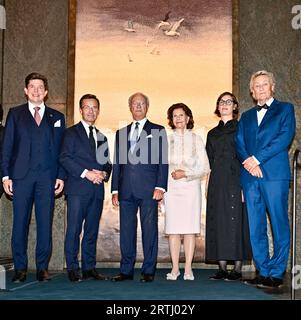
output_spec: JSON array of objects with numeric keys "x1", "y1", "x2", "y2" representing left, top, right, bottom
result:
[
  {"x1": 257, "y1": 276, "x2": 283, "y2": 289},
  {"x1": 242, "y1": 275, "x2": 267, "y2": 286},
  {"x1": 12, "y1": 270, "x2": 27, "y2": 283},
  {"x1": 140, "y1": 274, "x2": 154, "y2": 282},
  {"x1": 68, "y1": 270, "x2": 82, "y2": 282},
  {"x1": 111, "y1": 273, "x2": 133, "y2": 282},
  {"x1": 225, "y1": 270, "x2": 242, "y2": 281},
  {"x1": 82, "y1": 268, "x2": 109, "y2": 280},
  {"x1": 37, "y1": 270, "x2": 51, "y2": 282},
  {"x1": 209, "y1": 269, "x2": 228, "y2": 280}
]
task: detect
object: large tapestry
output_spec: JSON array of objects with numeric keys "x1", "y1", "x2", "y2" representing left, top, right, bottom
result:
[{"x1": 75, "y1": 0, "x2": 232, "y2": 263}]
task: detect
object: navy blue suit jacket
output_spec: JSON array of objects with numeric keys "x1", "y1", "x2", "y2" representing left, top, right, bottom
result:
[
  {"x1": 235, "y1": 99, "x2": 296, "y2": 185},
  {"x1": 111, "y1": 120, "x2": 168, "y2": 200},
  {"x1": 59, "y1": 122, "x2": 112, "y2": 199},
  {"x1": 1, "y1": 103, "x2": 65, "y2": 180}
]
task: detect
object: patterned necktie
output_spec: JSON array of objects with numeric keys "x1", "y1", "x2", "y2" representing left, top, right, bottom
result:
[
  {"x1": 34, "y1": 106, "x2": 41, "y2": 126},
  {"x1": 89, "y1": 126, "x2": 96, "y2": 154},
  {"x1": 130, "y1": 122, "x2": 140, "y2": 152}
]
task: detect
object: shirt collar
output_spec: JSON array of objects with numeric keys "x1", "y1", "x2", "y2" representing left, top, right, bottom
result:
[
  {"x1": 28, "y1": 101, "x2": 45, "y2": 113},
  {"x1": 81, "y1": 120, "x2": 95, "y2": 130},
  {"x1": 132, "y1": 118, "x2": 147, "y2": 128},
  {"x1": 258, "y1": 97, "x2": 274, "y2": 107}
]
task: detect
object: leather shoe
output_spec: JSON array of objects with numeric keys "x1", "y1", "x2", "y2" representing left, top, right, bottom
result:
[
  {"x1": 12, "y1": 270, "x2": 27, "y2": 283},
  {"x1": 242, "y1": 275, "x2": 267, "y2": 286},
  {"x1": 37, "y1": 270, "x2": 51, "y2": 282},
  {"x1": 257, "y1": 276, "x2": 283, "y2": 289},
  {"x1": 82, "y1": 268, "x2": 109, "y2": 280},
  {"x1": 209, "y1": 269, "x2": 228, "y2": 280},
  {"x1": 140, "y1": 274, "x2": 154, "y2": 282},
  {"x1": 111, "y1": 273, "x2": 133, "y2": 282},
  {"x1": 67, "y1": 270, "x2": 82, "y2": 282},
  {"x1": 225, "y1": 270, "x2": 242, "y2": 281}
]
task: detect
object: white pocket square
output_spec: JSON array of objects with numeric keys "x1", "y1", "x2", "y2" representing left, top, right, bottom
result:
[
  {"x1": 54, "y1": 120, "x2": 61, "y2": 127},
  {"x1": 146, "y1": 134, "x2": 153, "y2": 139}
]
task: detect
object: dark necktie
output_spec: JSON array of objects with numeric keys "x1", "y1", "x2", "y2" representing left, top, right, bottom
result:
[
  {"x1": 256, "y1": 104, "x2": 269, "y2": 111},
  {"x1": 130, "y1": 122, "x2": 140, "y2": 152},
  {"x1": 89, "y1": 126, "x2": 96, "y2": 154}
]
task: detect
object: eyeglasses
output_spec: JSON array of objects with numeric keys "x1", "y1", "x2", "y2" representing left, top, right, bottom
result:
[
  {"x1": 81, "y1": 105, "x2": 99, "y2": 112},
  {"x1": 218, "y1": 99, "x2": 234, "y2": 106}
]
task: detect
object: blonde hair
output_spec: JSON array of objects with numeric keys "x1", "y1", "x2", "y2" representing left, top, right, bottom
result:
[{"x1": 249, "y1": 70, "x2": 276, "y2": 93}]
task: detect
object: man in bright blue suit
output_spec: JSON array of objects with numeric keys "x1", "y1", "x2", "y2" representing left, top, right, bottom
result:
[
  {"x1": 111, "y1": 92, "x2": 168, "y2": 282},
  {"x1": 236, "y1": 70, "x2": 296, "y2": 289},
  {"x1": 60, "y1": 94, "x2": 112, "y2": 282},
  {"x1": 1, "y1": 72, "x2": 65, "y2": 282}
]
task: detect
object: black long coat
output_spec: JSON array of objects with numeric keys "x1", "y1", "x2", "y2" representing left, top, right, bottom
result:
[{"x1": 205, "y1": 120, "x2": 252, "y2": 261}]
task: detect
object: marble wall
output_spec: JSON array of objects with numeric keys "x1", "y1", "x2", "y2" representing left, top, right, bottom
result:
[
  {"x1": 0, "y1": 0, "x2": 70, "y2": 271},
  {"x1": 236, "y1": 0, "x2": 301, "y2": 269}
]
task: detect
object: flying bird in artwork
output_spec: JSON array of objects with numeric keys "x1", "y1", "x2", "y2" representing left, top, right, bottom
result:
[
  {"x1": 124, "y1": 21, "x2": 136, "y2": 32},
  {"x1": 154, "y1": 11, "x2": 172, "y2": 33},
  {"x1": 164, "y1": 18, "x2": 184, "y2": 36}
]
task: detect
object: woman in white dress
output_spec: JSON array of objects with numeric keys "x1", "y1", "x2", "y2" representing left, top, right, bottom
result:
[{"x1": 164, "y1": 103, "x2": 210, "y2": 280}]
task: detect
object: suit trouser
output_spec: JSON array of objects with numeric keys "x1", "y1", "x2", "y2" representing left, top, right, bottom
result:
[
  {"x1": 119, "y1": 196, "x2": 158, "y2": 276},
  {"x1": 243, "y1": 179, "x2": 290, "y2": 279},
  {"x1": 12, "y1": 168, "x2": 55, "y2": 271},
  {"x1": 65, "y1": 193, "x2": 103, "y2": 271}
]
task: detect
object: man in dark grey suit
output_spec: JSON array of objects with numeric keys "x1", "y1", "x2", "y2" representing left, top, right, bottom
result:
[
  {"x1": 60, "y1": 94, "x2": 112, "y2": 282},
  {"x1": 111, "y1": 92, "x2": 168, "y2": 282}
]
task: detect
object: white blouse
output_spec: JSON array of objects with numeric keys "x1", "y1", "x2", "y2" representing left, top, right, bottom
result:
[{"x1": 168, "y1": 130, "x2": 210, "y2": 182}]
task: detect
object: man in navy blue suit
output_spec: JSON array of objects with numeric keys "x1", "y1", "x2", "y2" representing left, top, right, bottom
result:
[
  {"x1": 60, "y1": 94, "x2": 112, "y2": 282},
  {"x1": 111, "y1": 92, "x2": 168, "y2": 282},
  {"x1": 236, "y1": 70, "x2": 296, "y2": 289},
  {"x1": 1, "y1": 72, "x2": 65, "y2": 282}
]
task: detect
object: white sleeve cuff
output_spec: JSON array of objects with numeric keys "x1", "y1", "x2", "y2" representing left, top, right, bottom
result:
[
  {"x1": 2, "y1": 176, "x2": 9, "y2": 182},
  {"x1": 252, "y1": 156, "x2": 260, "y2": 165},
  {"x1": 81, "y1": 169, "x2": 88, "y2": 179}
]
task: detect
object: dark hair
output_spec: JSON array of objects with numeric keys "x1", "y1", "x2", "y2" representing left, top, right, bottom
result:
[
  {"x1": 0, "y1": 103, "x2": 3, "y2": 122},
  {"x1": 25, "y1": 72, "x2": 48, "y2": 91},
  {"x1": 214, "y1": 91, "x2": 239, "y2": 119},
  {"x1": 167, "y1": 103, "x2": 194, "y2": 129},
  {"x1": 79, "y1": 94, "x2": 100, "y2": 109}
]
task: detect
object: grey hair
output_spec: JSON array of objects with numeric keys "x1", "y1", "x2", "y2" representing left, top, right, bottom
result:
[
  {"x1": 249, "y1": 70, "x2": 276, "y2": 92},
  {"x1": 128, "y1": 92, "x2": 149, "y2": 107}
]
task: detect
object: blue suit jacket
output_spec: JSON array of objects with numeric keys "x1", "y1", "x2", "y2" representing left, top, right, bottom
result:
[
  {"x1": 111, "y1": 120, "x2": 168, "y2": 200},
  {"x1": 235, "y1": 99, "x2": 296, "y2": 185},
  {"x1": 59, "y1": 122, "x2": 112, "y2": 199},
  {"x1": 1, "y1": 103, "x2": 65, "y2": 180}
]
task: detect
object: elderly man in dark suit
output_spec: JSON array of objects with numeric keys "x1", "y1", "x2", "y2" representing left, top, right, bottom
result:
[
  {"x1": 1, "y1": 72, "x2": 65, "y2": 282},
  {"x1": 60, "y1": 94, "x2": 112, "y2": 282},
  {"x1": 111, "y1": 92, "x2": 168, "y2": 282}
]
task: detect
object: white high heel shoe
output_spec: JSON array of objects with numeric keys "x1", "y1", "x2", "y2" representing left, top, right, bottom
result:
[
  {"x1": 166, "y1": 271, "x2": 180, "y2": 280},
  {"x1": 184, "y1": 272, "x2": 194, "y2": 280}
]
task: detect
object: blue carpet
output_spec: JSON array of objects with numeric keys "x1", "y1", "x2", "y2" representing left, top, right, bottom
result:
[{"x1": 0, "y1": 269, "x2": 276, "y2": 300}]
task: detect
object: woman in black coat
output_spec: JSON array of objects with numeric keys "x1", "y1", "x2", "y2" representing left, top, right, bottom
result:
[{"x1": 205, "y1": 92, "x2": 252, "y2": 281}]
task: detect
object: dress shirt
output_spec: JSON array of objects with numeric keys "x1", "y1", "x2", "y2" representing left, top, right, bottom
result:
[
  {"x1": 80, "y1": 120, "x2": 97, "y2": 178},
  {"x1": 253, "y1": 97, "x2": 274, "y2": 165},
  {"x1": 28, "y1": 101, "x2": 45, "y2": 120}
]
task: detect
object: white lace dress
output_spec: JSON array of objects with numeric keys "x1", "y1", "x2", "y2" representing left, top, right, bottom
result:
[{"x1": 164, "y1": 130, "x2": 210, "y2": 234}]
